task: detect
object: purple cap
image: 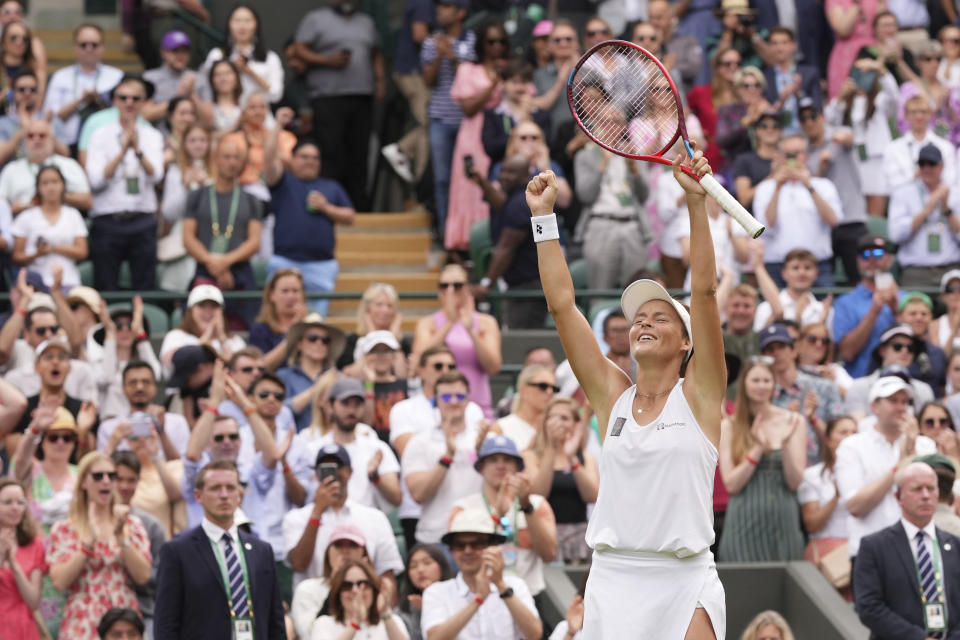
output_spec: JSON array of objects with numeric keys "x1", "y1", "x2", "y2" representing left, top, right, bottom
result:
[{"x1": 162, "y1": 30, "x2": 191, "y2": 51}]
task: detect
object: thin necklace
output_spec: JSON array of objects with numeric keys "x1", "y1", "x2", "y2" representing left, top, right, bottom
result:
[{"x1": 635, "y1": 387, "x2": 673, "y2": 414}]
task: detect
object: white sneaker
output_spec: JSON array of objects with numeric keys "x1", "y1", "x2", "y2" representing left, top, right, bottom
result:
[{"x1": 382, "y1": 143, "x2": 414, "y2": 183}]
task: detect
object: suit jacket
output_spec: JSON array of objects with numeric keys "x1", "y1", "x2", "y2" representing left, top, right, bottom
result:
[
  {"x1": 154, "y1": 524, "x2": 286, "y2": 640},
  {"x1": 763, "y1": 64, "x2": 823, "y2": 110},
  {"x1": 854, "y1": 521, "x2": 960, "y2": 640}
]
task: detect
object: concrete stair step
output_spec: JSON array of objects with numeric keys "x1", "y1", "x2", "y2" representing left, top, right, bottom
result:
[
  {"x1": 35, "y1": 29, "x2": 128, "y2": 44},
  {"x1": 336, "y1": 231, "x2": 431, "y2": 253},
  {"x1": 336, "y1": 272, "x2": 438, "y2": 292},
  {"x1": 334, "y1": 252, "x2": 430, "y2": 268},
  {"x1": 345, "y1": 211, "x2": 431, "y2": 229}
]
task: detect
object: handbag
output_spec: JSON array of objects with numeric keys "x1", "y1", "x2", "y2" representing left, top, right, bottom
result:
[{"x1": 812, "y1": 539, "x2": 851, "y2": 589}]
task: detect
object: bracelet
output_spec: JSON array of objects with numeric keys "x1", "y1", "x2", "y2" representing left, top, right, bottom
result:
[
  {"x1": 14, "y1": 307, "x2": 26, "y2": 316},
  {"x1": 531, "y1": 213, "x2": 560, "y2": 243},
  {"x1": 363, "y1": 380, "x2": 374, "y2": 391},
  {"x1": 308, "y1": 517, "x2": 321, "y2": 528},
  {"x1": 365, "y1": 393, "x2": 374, "y2": 401},
  {"x1": 282, "y1": 462, "x2": 291, "y2": 475},
  {"x1": 135, "y1": 331, "x2": 148, "y2": 341},
  {"x1": 368, "y1": 471, "x2": 380, "y2": 485},
  {"x1": 745, "y1": 456, "x2": 759, "y2": 466},
  {"x1": 473, "y1": 595, "x2": 484, "y2": 606},
  {"x1": 571, "y1": 461, "x2": 582, "y2": 472},
  {"x1": 349, "y1": 621, "x2": 361, "y2": 630},
  {"x1": 81, "y1": 545, "x2": 94, "y2": 558},
  {"x1": 242, "y1": 406, "x2": 257, "y2": 417},
  {"x1": 203, "y1": 405, "x2": 219, "y2": 417},
  {"x1": 439, "y1": 455, "x2": 453, "y2": 468}
]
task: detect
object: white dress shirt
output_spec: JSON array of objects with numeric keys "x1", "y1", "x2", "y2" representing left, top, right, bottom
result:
[
  {"x1": 0, "y1": 155, "x2": 90, "y2": 208},
  {"x1": 42, "y1": 63, "x2": 124, "y2": 144},
  {"x1": 835, "y1": 427, "x2": 905, "y2": 556},
  {"x1": 888, "y1": 179, "x2": 960, "y2": 268},
  {"x1": 306, "y1": 428, "x2": 400, "y2": 513},
  {"x1": 421, "y1": 573, "x2": 537, "y2": 640},
  {"x1": 883, "y1": 131, "x2": 957, "y2": 192},
  {"x1": 196, "y1": 47, "x2": 285, "y2": 105},
  {"x1": 752, "y1": 177, "x2": 843, "y2": 263},
  {"x1": 85, "y1": 120, "x2": 165, "y2": 215}
]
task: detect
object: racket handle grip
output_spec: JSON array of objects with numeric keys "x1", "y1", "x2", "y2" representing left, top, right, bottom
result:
[{"x1": 699, "y1": 174, "x2": 765, "y2": 239}]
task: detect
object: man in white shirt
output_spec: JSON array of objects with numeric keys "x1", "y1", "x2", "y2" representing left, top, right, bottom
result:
[
  {"x1": 450, "y1": 435, "x2": 557, "y2": 606},
  {"x1": 752, "y1": 134, "x2": 842, "y2": 288},
  {"x1": 42, "y1": 23, "x2": 124, "y2": 148},
  {"x1": 85, "y1": 74, "x2": 164, "y2": 291},
  {"x1": 421, "y1": 507, "x2": 543, "y2": 640},
  {"x1": 308, "y1": 377, "x2": 402, "y2": 512},
  {"x1": 389, "y1": 346, "x2": 483, "y2": 552},
  {"x1": 883, "y1": 95, "x2": 956, "y2": 191},
  {"x1": 836, "y1": 376, "x2": 920, "y2": 562},
  {"x1": 283, "y1": 443, "x2": 403, "y2": 589},
  {"x1": 0, "y1": 119, "x2": 90, "y2": 214},
  {"x1": 402, "y1": 371, "x2": 483, "y2": 544},
  {"x1": 888, "y1": 143, "x2": 960, "y2": 288}
]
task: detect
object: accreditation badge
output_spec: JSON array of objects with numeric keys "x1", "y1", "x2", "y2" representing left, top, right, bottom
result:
[
  {"x1": 233, "y1": 618, "x2": 254, "y2": 640},
  {"x1": 925, "y1": 603, "x2": 946, "y2": 632},
  {"x1": 125, "y1": 176, "x2": 140, "y2": 195}
]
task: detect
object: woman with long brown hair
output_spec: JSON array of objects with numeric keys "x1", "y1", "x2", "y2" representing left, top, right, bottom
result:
[
  {"x1": 249, "y1": 267, "x2": 308, "y2": 371},
  {"x1": 718, "y1": 358, "x2": 806, "y2": 562},
  {"x1": 0, "y1": 476, "x2": 44, "y2": 640},
  {"x1": 311, "y1": 558, "x2": 406, "y2": 639},
  {"x1": 0, "y1": 20, "x2": 42, "y2": 105},
  {"x1": 46, "y1": 451, "x2": 151, "y2": 640},
  {"x1": 522, "y1": 397, "x2": 599, "y2": 565},
  {"x1": 796, "y1": 322, "x2": 853, "y2": 398}
]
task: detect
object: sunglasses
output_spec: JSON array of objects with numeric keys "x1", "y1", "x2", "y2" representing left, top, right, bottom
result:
[
  {"x1": 551, "y1": 36, "x2": 575, "y2": 43},
  {"x1": 213, "y1": 433, "x2": 240, "y2": 443},
  {"x1": 486, "y1": 37, "x2": 508, "y2": 45},
  {"x1": 924, "y1": 417, "x2": 952, "y2": 428},
  {"x1": 257, "y1": 390, "x2": 285, "y2": 401},
  {"x1": 238, "y1": 365, "x2": 265, "y2": 374},
  {"x1": 634, "y1": 35, "x2": 659, "y2": 42},
  {"x1": 46, "y1": 432, "x2": 77, "y2": 444},
  {"x1": 586, "y1": 29, "x2": 610, "y2": 36},
  {"x1": 919, "y1": 160, "x2": 940, "y2": 167},
  {"x1": 887, "y1": 342, "x2": 913, "y2": 352},
  {"x1": 449, "y1": 538, "x2": 491, "y2": 551},
  {"x1": 860, "y1": 248, "x2": 885, "y2": 259},
  {"x1": 90, "y1": 471, "x2": 118, "y2": 482},
  {"x1": 340, "y1": 579, "x2": 373, "y2": 591},
  {"x1": 77, "y1": 41, "x2": 102, "y2": 49},
  {"x1": 803, "y1": 335, "x2": 830, "y2": 346},
  {"x1": 438, "y1": 282, "x2": 466, "y2": 290},
  {"x1": 438, "y1": 392, "x2": 468, "y2": 403},
  {"x1": 527, "y1": 381, "x2": 560, "y2": 393},
  {"x1": 114, "y1": 94, "x2": 144, "y2": 103},
  {"x1": 33, "y1": 325, "x2": 59, "y2": 337},
  {"x1": 432, "y1": 362, "x2": 456, "y2": 372},
  {"x1": 304, "y1": 334, "x2": 331, "y2": 345}
]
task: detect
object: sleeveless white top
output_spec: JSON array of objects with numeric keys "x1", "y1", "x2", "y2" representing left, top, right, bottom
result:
[{"x1": 585, "y1": 380, "x2": 718, "y2": 557}]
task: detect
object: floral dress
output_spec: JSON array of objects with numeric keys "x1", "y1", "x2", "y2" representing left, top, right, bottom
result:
[{"x1": 46, "y1": 516, "x2": 150, "y2": 640}]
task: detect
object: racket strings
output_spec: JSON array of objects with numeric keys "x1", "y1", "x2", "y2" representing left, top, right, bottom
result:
[{"x1": 570, "y1": 43, "x2": 680, "y2": 156}]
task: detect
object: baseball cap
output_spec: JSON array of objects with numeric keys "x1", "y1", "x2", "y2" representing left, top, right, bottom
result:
[
  {"x1": 441, "y1": 508, "x2": 508, "y2": 546},
  {"x1": 754, "y1": 111, "x2": 783, "y2": 127},
  {"x1": 532, "y1": 20, "x2": 554, "y2": 37},
  {"x1": 620, "y1": 279, "x2": 692, "y2": 344},
  {"x1": 35, "y1": 335, "x2": 70, "y2": 357},
  {"x1": 360, "y1": 330, "x2": 400, "y2": 354},
  {"x1": 899, "y1": 291, "x2": 933, "y2": 311},
  {"x1": 759, "y1": 323, "x2": 794, "y2": 350},
  {"x1": 167, "y1": 345, "x2": 217, "y2": 390},
  {"x1": 878, "y1": 324, "x2": 915, "y2": 345},
  {"x1": 475, "y1": 434, "x2": 525, "y2": 472},
  {"x1": 187, "y1": 284, "x2": 224, "y2": 308},
  {"x1": 918, "y1": 143, "x2": 943, "y2": 165},
  {"x1": 314, "y1": 443, "x2": 351, "y2": 468},
  {"x1": 916, "y1": 453, "x2": 957, "y2": 473},
  {"x1": 798, "y1": 96, "x2": 820, "y2": 115},
  {"x1": 941, "y1": 269, "x2": 960, "y2": 292},
  {"x1": 329, "y1": 377, "x2": 366, "y2": 403},
  {"x1": 66, "y1": 286, "x2": 103, "y2": 315},
  {"x1": 856, "y1": 232, "x2": 892, "y2": 253},
  {"x1": 868, "y1": 375, "x2": 914, "y2": 402},
  {"x1": 161, "y1": 30, "x2": 191, "y2": 51},
  {"x1": 329, "y1": 523, "x2": 367, "y2": 547}
]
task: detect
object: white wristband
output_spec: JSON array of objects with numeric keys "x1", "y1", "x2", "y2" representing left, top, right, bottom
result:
[{"x1": 531, "y1": 213, "x2": 560, "y2": 243}]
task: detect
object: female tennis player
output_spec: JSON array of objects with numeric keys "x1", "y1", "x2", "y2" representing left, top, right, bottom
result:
[{"x1": 526, "y1": 148, "x2": 726, "y2": 639}]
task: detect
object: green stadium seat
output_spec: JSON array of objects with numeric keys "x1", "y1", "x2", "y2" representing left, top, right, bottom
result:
[
  {"x1": 78, "y1": 261, "x2": 94, "y2": 287},
  {"x1": 589, "y1": 298, "x2": 621, "y2": 325},
  {"x1": 568, "y1": 258, "x2": 588, "y2": 290},
  {"x1": 170, "y1": 306, "x2": 184, "y2": 329},
  {"x1": 469, "y1": 219, "x2": 492, "y2": 282},
  {"x1": 252, "y1": 257, "x2": 269, "y2": 288},
  {"x1": 386, "y1": 508, "x2": 407, "y2": 562}
]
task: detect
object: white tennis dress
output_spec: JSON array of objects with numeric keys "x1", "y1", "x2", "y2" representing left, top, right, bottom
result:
[{"x1": 582, "y1": 380, "x2": 726, "y2": 639}]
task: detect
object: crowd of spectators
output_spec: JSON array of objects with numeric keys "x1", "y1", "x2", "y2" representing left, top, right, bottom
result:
[{"x1": 0, "y1": 0, "x2": 959, "y2": 637}]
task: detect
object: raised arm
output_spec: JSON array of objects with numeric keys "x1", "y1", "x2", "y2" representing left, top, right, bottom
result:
[
  {"x1": 527, "y1": 171, "x2": 631, "y2": 427},
  {"x1": 675, "y1": 151, "x2": 725, "y2": 446}
]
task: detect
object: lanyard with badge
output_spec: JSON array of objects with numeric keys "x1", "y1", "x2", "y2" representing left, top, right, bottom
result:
[
  {"x1": 209, "y1": 535, "x2": 255, "y2": 640},
  {"x1": 482, "y1": 492, "x2": 520, "y2": 568},
  {"x1": 918, "y1": 183, "x2": 945, "y2": 255},
  {"x1": 210, "y1": 186, "x2": 240, "y2": 254},
  {"x1": 915, "y1": 537, "x2": 948, "y2": 634}
]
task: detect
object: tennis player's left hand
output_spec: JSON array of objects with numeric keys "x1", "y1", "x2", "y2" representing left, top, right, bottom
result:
[{"x1": 672, "y1": 144, "x2": 710, "y2": 197}]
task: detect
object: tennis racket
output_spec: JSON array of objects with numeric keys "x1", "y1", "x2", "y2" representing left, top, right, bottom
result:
[{"x1": 567, "y1": 40, "x2": 765, "y2": 238}]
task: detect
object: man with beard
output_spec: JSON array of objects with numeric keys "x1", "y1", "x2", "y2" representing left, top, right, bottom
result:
[
  {"x1": 283, "y1": 442, "x2": 403, "y2": 590},
  {"x1": 293, "y1": 0, "x2": 385, "y2": 209},
  {"x1": 309, "y1": 377, "x2": 401, "y2": 512},
  {"x1": 834, "y1": 233, "x2": 907, "y2": 378}
]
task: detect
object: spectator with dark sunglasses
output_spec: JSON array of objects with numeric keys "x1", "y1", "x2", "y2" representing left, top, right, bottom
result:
[
  {"x1": 846, "y1": 325, "x2": 936, "y2": 419},
  {"x1": 797, "y1": 322, "x2": 854, "y2": 398},
  {"x1": 277, "y1": 313, "x2": 346, "y2": 432},
  {"x1": 0, "y1": 71, "x2": 68, "y2": 165},
  {"x1": 496, "y1": 364, "x2": 558, "y2": 452},
  {"x1": 312, "y1": 558, "x2": 407, "y2": 639}
]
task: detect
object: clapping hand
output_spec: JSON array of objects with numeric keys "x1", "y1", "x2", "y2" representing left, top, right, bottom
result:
[{"x1": 367, "y1": 448, "x2": 383, "y2": 477}]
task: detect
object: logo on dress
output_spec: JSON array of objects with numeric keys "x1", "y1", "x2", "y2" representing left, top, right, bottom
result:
[
  {"x1": 611, "y1": 417, "x2": 626, "y2": 437},
  {"x1": 655, "y1": 421, "x2": 685, "y2": 431}
]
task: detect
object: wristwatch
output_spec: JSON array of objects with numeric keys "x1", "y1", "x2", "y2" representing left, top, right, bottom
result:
[
  {"x1": 520, "y1": 502, "x2": 534, "y2": 515},
  {"x1": 499, "y1": 587, "x2": 515, "y2": 599}
]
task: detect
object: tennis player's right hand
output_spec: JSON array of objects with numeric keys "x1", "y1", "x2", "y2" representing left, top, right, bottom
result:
[{"x1": 525, "y1": 171, "x2": 559, "y2": 216}]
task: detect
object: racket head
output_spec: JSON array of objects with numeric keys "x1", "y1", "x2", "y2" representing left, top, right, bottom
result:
[{"x1": 566, "y1": 40, "x2": 691, "y2": 163}]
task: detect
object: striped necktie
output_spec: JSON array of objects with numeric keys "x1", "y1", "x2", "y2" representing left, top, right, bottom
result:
[
  {"x1": 916, "y1": 530, "x2": 944, "y2": 639},
  {"x1": 222, "y1": 533, "x2": 250, "y2": 619}
]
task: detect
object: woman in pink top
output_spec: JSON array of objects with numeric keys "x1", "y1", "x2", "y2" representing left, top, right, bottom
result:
[
  {"x1": 413, "y1": 264, "x2": 502, "y2": 418},
  {"x1": 826, "y1": 0, "x2": 880, "y2": 98},
  {"x1": 0, "y1": 477, "x2": 45, "y2": 640}
]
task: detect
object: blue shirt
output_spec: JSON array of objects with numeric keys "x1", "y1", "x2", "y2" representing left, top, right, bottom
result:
[
  {"x1": 277, "y1": 364, "x2": 330, "y2": 431},
  {"x1": 833, "y1": 283, "x2": 906, "y2": 378},
  {"x1": 394, "y1": 0, "x2": 435, "y2": 74},
  {"x1": 270, "y1": 171, "x2": 352, "y2": 262},
  {"x1": 421, "y1": 29, "x2": 476, "y2": 125}
]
